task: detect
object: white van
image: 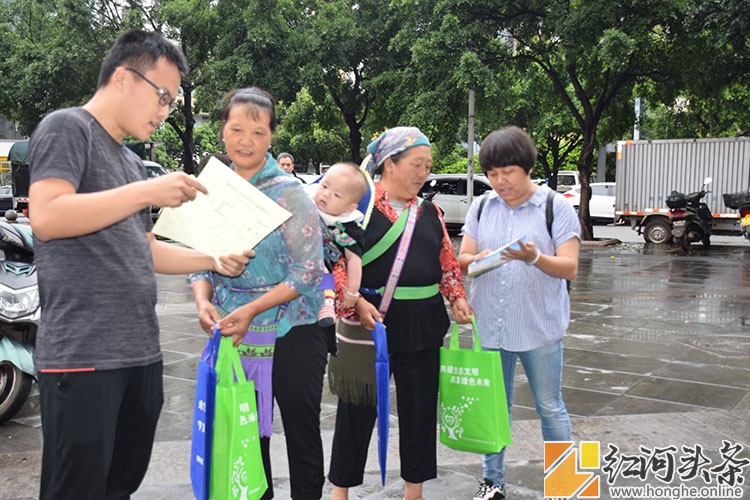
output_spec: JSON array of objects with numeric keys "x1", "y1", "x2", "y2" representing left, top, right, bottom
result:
[
  {"x1": 555, "y1": 171, "x2": 594, "y2": 192},
  {"x1": 418, "y1": 173, "x2": 493, "y2": 230}
]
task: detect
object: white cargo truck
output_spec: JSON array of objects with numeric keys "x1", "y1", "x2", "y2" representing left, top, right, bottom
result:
[{"x1": 614, "y1": 137, "x2": 750, "y2": 243}]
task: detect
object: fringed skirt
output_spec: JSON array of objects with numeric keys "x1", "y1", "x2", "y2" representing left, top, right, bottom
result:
[{"x1": 327, "y1": 319, "x2": 378, "y2": 407}]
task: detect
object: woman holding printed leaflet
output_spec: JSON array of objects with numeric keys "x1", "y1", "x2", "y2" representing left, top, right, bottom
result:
[
  {"x1": 458, "y1": 126, "x2": 581, "y2": 500},
  {"x1": 190, "y1": 87, "x2": 329, "y2": 500},
  {"x1": 327, "y1": 126, "x2": 474, "y2": 500}
]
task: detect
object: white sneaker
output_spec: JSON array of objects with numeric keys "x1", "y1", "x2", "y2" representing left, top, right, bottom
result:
[{"x1": 472, "y1": 479, "x2": 506, "y2": 500}]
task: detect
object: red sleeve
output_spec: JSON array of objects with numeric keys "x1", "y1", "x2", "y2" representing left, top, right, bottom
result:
[{"x1": 435, "y1": 206, "x2": 466, "y2": 304}]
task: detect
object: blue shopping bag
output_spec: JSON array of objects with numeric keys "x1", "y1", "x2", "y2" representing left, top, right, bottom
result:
[{"x1": 190, "y1": 329, "x2": 221, "y2": 500}]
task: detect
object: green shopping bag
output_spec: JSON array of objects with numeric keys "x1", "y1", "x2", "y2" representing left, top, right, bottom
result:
[
  {"x1": 439, "y1": 317, "x2": 512, "y2": 454},
  {"x1": 210, "y1": 336, "x2": 268, "y2": 500}
]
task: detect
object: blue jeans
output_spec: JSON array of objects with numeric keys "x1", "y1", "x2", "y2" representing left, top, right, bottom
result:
[{"x1": 482, "y1": 339, "x2": 571, "y2": 486}]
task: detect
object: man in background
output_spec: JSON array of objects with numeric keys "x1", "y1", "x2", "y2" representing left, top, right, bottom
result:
[{"x1": 279, "y1": 151, "x2": 304, "y2": 182}]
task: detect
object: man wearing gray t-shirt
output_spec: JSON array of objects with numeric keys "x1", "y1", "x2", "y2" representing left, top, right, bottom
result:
[{"x1": 28, "y1": 30, "x2": 250, "y2": 500}]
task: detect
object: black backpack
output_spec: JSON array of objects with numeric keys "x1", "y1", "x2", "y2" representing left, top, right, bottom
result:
[{"x1": 476, "y1": 189, "x2": 570, "y2": 291}]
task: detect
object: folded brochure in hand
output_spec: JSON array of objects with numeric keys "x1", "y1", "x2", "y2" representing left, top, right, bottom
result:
[
  {"x1": 467, "y1": 236, "x2": 527, "y2": 277},
  {"x1": 152, "y1": 157, "x2": 292, "y2": 259}
]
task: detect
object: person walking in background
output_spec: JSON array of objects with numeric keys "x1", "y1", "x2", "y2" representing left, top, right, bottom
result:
[
  {"x1": 306, "y1": 161, "x2": 369, "y2": 327},
  {"x1": 327, "y1": 127, "x2": 474, "y2": 500},
  {"x1": 27, "y1": 29, "x2": 251, "y2": 500},
  {"x1": 458, "y1": 126, "x2": 581, "y2": 500},
  {"x1": 191, "y1": 87, "x2": 329, "y2": 500},
  {"x1": 278, "y1": 151, "x2": 304, "y2": 182}
]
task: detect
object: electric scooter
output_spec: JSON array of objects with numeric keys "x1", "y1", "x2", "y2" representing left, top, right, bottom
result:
[
  {"x1": 723, "y1": 191, "x2": 750, "y2": 242},
  {"x1": 0, "y1": 209, "x2": 38, "y2": 423},
  {"x1": 666, "y1": 177, "x2": 713, "y2": 251}
]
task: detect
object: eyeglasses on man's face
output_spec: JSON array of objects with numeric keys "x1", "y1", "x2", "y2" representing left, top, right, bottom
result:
[{"x1": 126, "y1": 67, "x2": 178, "y2": 113}]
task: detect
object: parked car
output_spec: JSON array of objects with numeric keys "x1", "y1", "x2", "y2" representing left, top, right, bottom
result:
[
  {"x1": 144, "y1": 160, "x2": 168, "y2": 179},
  {"x1": 562, "y1": 182, "x2": 616, "y2": 222},
  {"x1": 144, "y1": 160, "x2": 168, "y2": 221},
  {"x1": 553, "y1": 170, "x2": 597, "y2": 192},
  {"x1": 555, "y1": 171, "x2": 582, "y2": 192},
  {"x1": 296, "y1": 172, "x2": 320, "y2": 184},
  {"x1": 418, "y1": 173, "x2": 494, "y2": 230}
]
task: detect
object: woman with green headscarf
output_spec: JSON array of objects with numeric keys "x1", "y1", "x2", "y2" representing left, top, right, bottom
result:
[{"x1": 328, "y1": 127, "x2": 474, "y2": 500}]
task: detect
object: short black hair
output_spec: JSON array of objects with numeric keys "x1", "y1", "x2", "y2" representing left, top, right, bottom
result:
[
  {"x1": 98, "y1": 29, "x2": 188, "y2": 88},
  {"x1": 220, "y1": 87, "x2": 276, "y2": 133},
  {"x1": 479, "y1": 126, "x2": 538, "y2": 174}
]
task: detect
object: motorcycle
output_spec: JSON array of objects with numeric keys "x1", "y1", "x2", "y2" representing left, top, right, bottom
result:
[
  {"x1": 722, "y1": 191, "x2": 750, "y2": 242},
  {"x1": 0, "y1": 209, "x2": 38, "y2": 423},
  {"x1": 666, "y1": 177, "x2": 714, "y2": 251}
]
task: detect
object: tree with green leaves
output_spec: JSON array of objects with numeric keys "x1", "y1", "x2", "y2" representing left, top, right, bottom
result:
[
  {"x1": 640, "y1": 0, "x2": 750, "y2": 139},
  {"x1": 0, "y1": 0, "x2": 120, "y2": 135},
  {"x1": 385, "y1": 2, "x2": 586, "y2": 195},
  {"x1": 411, "y1": 0, "x2": 688, "y2": 239},
  {"x1": 384, "y1": 2, "x2": 507, "y2": 165},
  {"x1": 274, "y1": 88, "x2": 350, "y2": 172},
  {"x1": 0, "y1": 0, "x2": 224, "y2": 174},
  {"x1": 2, "y1": 0, "x2": 749, "y2": 200},
  {"x1": 156, "y1": 0, "x2": 225, "y2": 174},
  {"x1": 294, "y1": 0, "x2": 412, "y2": 164},
  {"x1": 203, "y1": 0, "x2": 305, "y2": 106}
]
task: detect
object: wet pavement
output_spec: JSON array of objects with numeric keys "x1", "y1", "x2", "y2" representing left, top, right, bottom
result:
[{"x1": 1, "y1": 226, "x2": 750, "y2": 499}]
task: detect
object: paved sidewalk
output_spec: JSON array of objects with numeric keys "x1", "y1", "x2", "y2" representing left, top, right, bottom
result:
[
  {"x1": 2, "y1": 240, "x2": 750, "y2": 499},
  {"x1": 127, "y1": 408, "x2": 750, "y2": 500}
]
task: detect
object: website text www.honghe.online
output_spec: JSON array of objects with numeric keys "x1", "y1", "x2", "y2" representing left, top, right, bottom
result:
[{"x1": 608, "y1": 483, "x2": 743, "y2": 499}]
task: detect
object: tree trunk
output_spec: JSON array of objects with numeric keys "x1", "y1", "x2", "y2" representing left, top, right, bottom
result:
[
  {"x1": 341, "y1": 110, "x2": 363, "y2": 165},
  {"x1": 576, "y1": 127, "x2": 597, "y2": 241},
  {"x1": 349, "y1": 125, "x2": 362, "y2": 165}
]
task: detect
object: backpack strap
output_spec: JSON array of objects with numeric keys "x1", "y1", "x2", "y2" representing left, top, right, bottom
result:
[
  {"x1": 476, "y1": 194, "x2": 488, "y2": 221},
  {"x1": 545, "y1": 189, "x2": 555, "y2": 238},
  {"x1": 545, "y1": 189, "x2": 571, "y2": 292}
]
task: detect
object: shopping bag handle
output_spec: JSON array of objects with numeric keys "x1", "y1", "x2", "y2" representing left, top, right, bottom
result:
[
  {"x1": 216, "y1": 334, "x2": 248, "y2": 385},
  {"x1": 201, "y1": 325, "x2": 222, "y2": 366},
  {"x1": 449, "y1": 315, "x2": 481, "y2": 352}
]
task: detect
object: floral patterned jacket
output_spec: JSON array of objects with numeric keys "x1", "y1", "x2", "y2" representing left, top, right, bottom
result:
[{"x1": 190, "y1": 154, "x2": 324, "y2": 337}]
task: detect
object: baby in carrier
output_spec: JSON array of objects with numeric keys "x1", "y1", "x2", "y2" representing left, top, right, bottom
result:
[{"x1": 307, "y1": 162, "x2": 370, "y2": 327}]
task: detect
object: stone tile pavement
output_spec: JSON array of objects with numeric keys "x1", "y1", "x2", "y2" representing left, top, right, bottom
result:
[{"x1": 2, "y1": 241, "x2": 749, "y2": 499}]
